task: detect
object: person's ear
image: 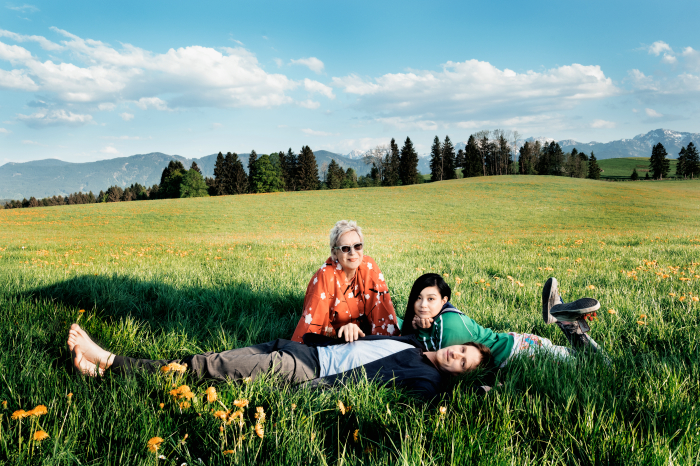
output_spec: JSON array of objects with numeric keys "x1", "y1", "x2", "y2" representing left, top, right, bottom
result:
[{"x1": 442, "y1": 296, "x2": 448, "y2": 305}]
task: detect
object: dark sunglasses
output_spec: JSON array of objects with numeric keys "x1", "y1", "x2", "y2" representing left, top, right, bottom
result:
[{"x1": 333, "y1": 242, "x2": 364, "y2": 254}]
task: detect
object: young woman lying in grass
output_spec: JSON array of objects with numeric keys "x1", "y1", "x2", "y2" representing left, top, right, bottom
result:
[{"x1": 400, "y1": 274, "x2": 604, "y2": 368}]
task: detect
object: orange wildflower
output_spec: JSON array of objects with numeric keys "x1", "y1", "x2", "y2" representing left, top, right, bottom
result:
[
  {"x1": 337, "y1": 400, "x2": 346, "y2": 415},
  {"x1": 233, "y1": 399, "x2": 249, "y2": 408},
  {"x1": 255, "y1": 407, "x2": 266, "y2": 423},
  {"x1": 1, "y1": 401, "x2": 6, "y2": 409},
  {"x1": 33, "y1": 430, "x2": 49, "y2": 441},
  {"x1": 213, "y1": 410, "x2": 228, "y2": 420},
  {"x1": 205, "y1": 387, "x2": 217, "y2": 403},
  {"x1": 353, "y1": 429, "x2": 360, "y2": 442},
  {"x1": 29, "y1": 405, "x2": 48, "y2": 417},
  {"x1": 223, "y1": 450, "x2": 235, "y2": 455},
  {"x1": 255, "y1": 423, "x2": 264, "y2": 438},
  {"x1": 608, "y1": 309, "x2": 617, "y2": 314},
  {"x1": 147, "y1": 436, "x2": 164, "y2": 453},
  {"x1": 11, "y1": 409, "x2": 28, "y2": 420},
  {"x1": 439, "y1": 406, "x2": 447, "y2": 415}
]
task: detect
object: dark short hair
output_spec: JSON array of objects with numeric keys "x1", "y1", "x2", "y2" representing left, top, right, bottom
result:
[
  {"x1": 401, "y1": 273, "x2": 452, "y2": 336},
  {"x1": 464, "y1": 341, "x2": 495, "y2": 371}
]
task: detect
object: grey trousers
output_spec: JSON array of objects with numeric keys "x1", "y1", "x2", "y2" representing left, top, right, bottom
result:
[{"x1": 110, "y1": 339, "x2": 320, "y2": 385}]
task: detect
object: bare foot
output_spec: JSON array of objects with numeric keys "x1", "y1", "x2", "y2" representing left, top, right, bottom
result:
[{"x1": 67, "y1": 324, "x2": 115, "y2": 376}]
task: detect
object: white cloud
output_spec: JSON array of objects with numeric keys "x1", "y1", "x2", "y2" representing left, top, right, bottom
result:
[
  {"x1": 22, "y1": 139, "x2": 42, "y2": 145},
  {"x1": 661, "y1": 54, "x2": 678, "y2": 65},
  {"x1": 273, "y1": 58, "x2": 283, "y2": 68},
  {"x1": 376, "y1": 116, "x2": 438, "y2": 131},
  {"x1": 0, "y1": 127, "x2": 10, "y2": 133},
  {"x1": 17, "y1": 109, "x2": 93, "y2": 127},
  {"x1": 100, "y1": 145, "x2": 119, "y2": 154},
  {"x1": 331, "y1": 137, "x2": 392, "y2": 154},
  {"x1": 682, "y1": 47, "x2": 700, "y2": 71},
  {"x1": 0, "y1": 28, "x2": 298, "y2": 109},
  {"x1": 645, "y1": 108, "x2": 662, "y2": 117},
  {"x1": 591, "y1": 119, "x2": 616, "y2": 129},
  {"x1": 333, "y1": 60, "x2": 618, "y2": 123},
  {"x1": 457, "y1": 120, "x2": 495, "y2": 129},
  {"x1": 212, "y1": 122, "x2": 223, "y2": 129},
  {"x1": 290, "y1": 57, "x2": 325, "y2": 74},
  {"x1": 102, "y1": 135, "x2": 149, "y2": 140},
  {"x1": 135, "y1": 97, "x2": 170, "y2": 111},
  {"x1": 301, "y1": 128, "x2": 337, "y2": 136},
  {"x1": 98, "y1": 103, "x2": 116, "y2": 111},
  {"x1": 298, "y1": 99, "x2": 320, "y2": 109},
  {"x1": 6, "y1": 4, "x2": 39, "y2": 13},
  {"x1": 303, "y1": 78, "x2": 335, "y2": 99},
  {"x1": 0, "y1": 29, "x2": 61, "y2": 50},
  {"x1": 648, "y1": 41, "x2": 673, "y2": 56},
  {"x1": 120, "y1": 112, "x2": 134, "y2": 121}
]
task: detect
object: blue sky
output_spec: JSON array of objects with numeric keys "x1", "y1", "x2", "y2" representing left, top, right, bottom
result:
[{"x1": 2, "y1": 0, "x2": 699, "y2": 163}]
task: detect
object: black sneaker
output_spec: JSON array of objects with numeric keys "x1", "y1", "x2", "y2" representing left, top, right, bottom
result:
[
  {"x1": 556, "y1": 320, "x2": 610, "y2": 364},
  {"x1": 542, "y1": 277, "x2": 560, "y2": 325},
  {"x1": 549, "y1": 298, "x2": 601, "y2": 322}
]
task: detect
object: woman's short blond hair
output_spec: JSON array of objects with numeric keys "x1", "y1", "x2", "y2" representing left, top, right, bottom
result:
[{"x1": 329, "y1": 220, "x2": 364, "y2": 256}]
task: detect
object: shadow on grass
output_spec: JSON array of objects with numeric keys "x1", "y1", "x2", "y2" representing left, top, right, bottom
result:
[{"x1": 20, "y1": 273, "x2": 304, "y2": 352}]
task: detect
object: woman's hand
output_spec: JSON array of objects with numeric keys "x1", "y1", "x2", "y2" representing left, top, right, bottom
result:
[
  {"x1": 337, "y1": 323, "x2": 365, "y2": 343},
  {"x1": 412, "y1": 314, "x2": 434, "y2": 329}
]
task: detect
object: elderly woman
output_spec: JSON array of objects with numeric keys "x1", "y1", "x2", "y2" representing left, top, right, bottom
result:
[{"x1": 291, "y1": 220, "x2": 400, "y2": 343}]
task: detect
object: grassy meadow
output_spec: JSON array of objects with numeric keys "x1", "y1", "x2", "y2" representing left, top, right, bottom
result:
[
  {"x1": 597, "y1": 157, "x2": 679, "y2": 180},
  {"x1": 1, "y1": 175, "x2": 700, "y2": 465}
]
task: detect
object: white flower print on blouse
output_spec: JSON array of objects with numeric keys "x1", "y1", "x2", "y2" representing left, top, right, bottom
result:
[
  {"x1": 348, "y1": 291, "x2": 353, "y2": 299},
  {"x1": 387, "y1": 324, "x2": 395, "y2": 334},
  {"x1": 320, "y1": 293, "x2": 326, "y2": 300},
  {"x1": 305, "y1": 314, "x2": 313, "y2": 324},
  {"x1": 367, "y1": 262, "x2": 373, "y2": 270},
  {"x1": 336, "y1": 263, "x2": 342, "y2": 270},
  {"x1": 313, "y1": 277, "x2": 318, "y2": 285},
  {"x1": 335, "y1": 298, "x2": 341, "y2": 306},
  {"x1": 378, "y1": 273, "x2": 384, "y2": 281}
]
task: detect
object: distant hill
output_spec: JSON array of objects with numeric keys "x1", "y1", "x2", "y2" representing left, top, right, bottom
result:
[
  {"x1": 597, "y1": 157, "x2": 678, "y2": 180},
  {"x1": 0, "y1": 150, "x2": 371, "y2": 200}
]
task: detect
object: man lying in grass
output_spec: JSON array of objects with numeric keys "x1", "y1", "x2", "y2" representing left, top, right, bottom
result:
[
  {"x1": 67, "y1": 324, "x2": 493, "y2": 401},
  {"x1": 401, "y1": 274, "x2": 604, "y2": 369}
]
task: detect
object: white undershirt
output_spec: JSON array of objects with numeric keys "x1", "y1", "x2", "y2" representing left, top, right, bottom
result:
[{"x1": 317, "y1": 340, "x2": 415, "y2": 377}]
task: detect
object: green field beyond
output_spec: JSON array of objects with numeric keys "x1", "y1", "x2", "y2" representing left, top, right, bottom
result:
[
  {"x1": 1, "y1": 176, "x2": 699, "y2": 464},
  {"x1": 598, "y1": 157, "x2": 678, "y2": 180}
]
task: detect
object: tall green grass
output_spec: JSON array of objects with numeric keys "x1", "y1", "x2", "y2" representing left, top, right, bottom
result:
[{"x1": 1, "y1": 175, "x2": 699, "y2": 464}]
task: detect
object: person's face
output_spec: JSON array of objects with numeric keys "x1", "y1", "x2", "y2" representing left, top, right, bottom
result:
[
  {"x1": 333, "y1": 231, "x2": 364, "y2": 275},
  {"x1": 414, "y1": 285, "x2": 448, "y2": 319},
  {"x1": 434, "y1": 344, "x2": 483, "y2": 375}
]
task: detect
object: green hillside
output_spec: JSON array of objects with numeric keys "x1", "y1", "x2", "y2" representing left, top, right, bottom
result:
[
  {"x1": 1, "y1": 176, "x2": 699, "y2": 464},
  {"x1": 598, "y1": 157, "x2": 678, "y2": 180}
]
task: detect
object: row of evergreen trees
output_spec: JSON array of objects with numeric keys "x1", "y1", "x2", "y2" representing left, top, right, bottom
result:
[{"x1": 647, "y1": 142, "x2": 700, "y2": 180}]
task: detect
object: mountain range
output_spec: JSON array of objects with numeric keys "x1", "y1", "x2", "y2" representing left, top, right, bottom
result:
[{"x1": 1, "y1": 129, "x2": 697, "y2": 200}]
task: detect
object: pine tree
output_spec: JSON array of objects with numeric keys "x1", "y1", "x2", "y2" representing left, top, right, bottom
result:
[
  {"x1": 631, "y1": 168, "x2": 639, "y2": 181},
  {"x1": 276, "y1": 150, "x2": 289, "y2": 189},
  {"x1": 212, "y1": 152, "x2": 227, "y2": 195},
  {"x1": 399, "y1": 137, "x2": 420, "y2": 185},
  {"x1": 442, "y1": 135, "x2": 456, "y2": 180},
  {"x1": 455, "y1": 149, "x2": 465, "y2": 175},
  {"x1": 326, "y1": 159, "x2": 344, "y2": 189},
  {"x1": 464, "y1": 135, "x2": 482, "y2": 177},
  {"x1": 342, "y1": 168, "x2": 359, "y2": 188},
  {"x1": 677, "y1": 146, "x2": 688, "y2": 179},
  {"x1": 159, "y1": 160, "x2": 186, "y2": 198},
  {"x1": 429, "y1": 136, "x2": 443, "y2": 181},
  {"x1": 384, "y1": 138, "x2": 401, "y2": 186},
  {"x1": 649, "y1": 143, "x2": 670, "y2": 180},
  {"x1": 180, "y1": 168, "x2": 210, "y2": 197},
  {"x1": 190, "y1": 161, "x2": 202, "y2": 175},
  {"x1": 247, "y1": 150, "x2": 258, "y2": 192},
  {"x1": 587, "y1": 152, "x2": 601, "y2": 180},
  {"x1": 297, "y1": 145, "x2": 320, "y2": 191},
  {"x1": 286, "y1": 148, "x2": 298, "y2": 191},
  {"x1": 227, "y1": 153, "x2": 248, "y2": 194},
  {"x1": 645, "y1": 172, "x2": 650, "y2": 180},
  {"x1": 684, "y1": 142, "x2": 700, "y2": 179}
]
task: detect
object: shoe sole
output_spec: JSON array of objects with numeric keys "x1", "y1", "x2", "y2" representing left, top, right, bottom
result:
[
  {"x1": 542, "y1": 277, "x2": 559, "y2": 324},
  {"x1": 550, "y1": 298, "x2": 600, "y2": 321}
]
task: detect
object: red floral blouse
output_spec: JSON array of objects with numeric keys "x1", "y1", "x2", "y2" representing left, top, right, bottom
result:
[{"x1": 291, "y1": 255, "x2": 400, "y2": 342}]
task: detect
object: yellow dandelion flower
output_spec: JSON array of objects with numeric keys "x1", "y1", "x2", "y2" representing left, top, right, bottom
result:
[
  {"x1": 692, "y1": 296, "x2": 699, "y2": 302},
  {"x1": 353, "y1": 429, "x2": 360, "y2": 442},
  {"x1": 291, "y1": 403, "x2": 297, "y2": 410},
  {"x1": 255, "y1": 407, "x2": 266, "y2": 423},
  {"x1": 669, "y1": 292, "x2": 676, "y2": 297},
  {"x1": 223, "y1": 450, "x2": 235, "y2": 455},
  {"x1": 337, "y1": 400, "x2": 346, "y2": 415},
  {"x1": 536, "y1": 283, "x2": 542, "y2": 287},
  {"x1": 479, "y1": 279, "x2": 485, "y2": 283},
  {"x1": 67, "y1": 393, "x2": 73, "y2": 401},
  {"x1": 233, "y1": 399, "x2": 249, "y2": 408},
  {"x1": 639, "y1": 314, "x2": 647, "y2": 319},
  {"x1": 608, "y1": 309, "x2": 617, "y2": 314},
  {"x1": 179, "y1": 401, "x2": 191, "y2": 409},
  {"x1": 147, "y1": 436, "x2": 164, "y2": 453},
  {"x1": 29, "y1": 405, "x2": 48, "y2": 417},
  {"x1": 587, "y1": 285, "x2": 596, "y2": 290},
  {"x1": 11, "y1": 409, "x2": 28, "y2": 420},
  {"x1": 205, "y1": 387, "x2": 217, "y2": 403},
  {"x1": 1, "y1": 400, "x2": 6, "y2": 409},
  {"x1": 455, "y1": 291, "x2": 461, "y2": 297},
  {"x1": 439, "y1": 406, "x2": 447, "y2": 415},
  {"x1": 679, "y1": 296, "x2": 686, "y2": 302},
  {"x1": 159, "y1": 403, "x2": 164, "y2": 409},
  {"x1": 213, "y1": 410, "x2": 228, "y2": 420},
  {"x1": 78, "y1": 309, "x2": 85, "y2": 314},
  {"x1": 33, "y1": 430, "x2": 50, "y2": 442},
  {"x1": 255, "y1": 423, "x2": 264, "y2": 438},
  {"x1": 637, "y1": 321, "x2": 646, "y2": 325}
]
